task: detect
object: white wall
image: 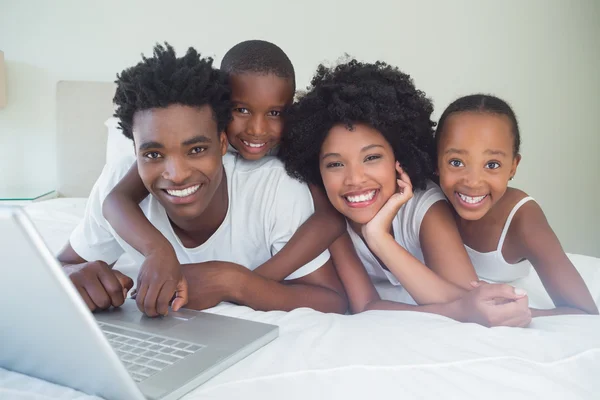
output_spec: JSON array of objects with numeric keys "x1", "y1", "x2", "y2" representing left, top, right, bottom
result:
[{"x1": 1, "y1": 0, "x2": 599, "y2": 256}]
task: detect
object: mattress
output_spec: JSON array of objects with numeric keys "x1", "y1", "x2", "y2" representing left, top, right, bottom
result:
[{"x1": 1, "y1": 198, "x2": 598, "y2": 400}]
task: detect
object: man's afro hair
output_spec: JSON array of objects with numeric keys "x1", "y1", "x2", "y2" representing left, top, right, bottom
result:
[{"x1": 113, "y1": 42, "x2": 231, "y2": 139}]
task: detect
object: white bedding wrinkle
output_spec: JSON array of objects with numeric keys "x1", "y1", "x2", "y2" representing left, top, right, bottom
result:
[{"x1": 2, "y1": 198, "x2": 598, "y2": 400}]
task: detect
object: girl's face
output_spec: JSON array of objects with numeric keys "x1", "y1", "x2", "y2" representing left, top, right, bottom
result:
[
  {"x1": 319, "y1": 123, "x2": 398, "y2": 225},
  {"x1": 437, "y1": 111, "x2": 520, "y2": 221}
]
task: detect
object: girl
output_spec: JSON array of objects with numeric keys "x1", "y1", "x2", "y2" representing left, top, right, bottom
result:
[
  {"x1": 280, "y1": 60, "x2": 532, "y2": 327},
  {"x1": 434, "y1": 94, "x2": 598, "y2": 316}
]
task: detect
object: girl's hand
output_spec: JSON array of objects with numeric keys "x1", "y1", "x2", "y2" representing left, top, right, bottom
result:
[{"x1": 362, "y1": 162, "x2": 413, "y2": 242}]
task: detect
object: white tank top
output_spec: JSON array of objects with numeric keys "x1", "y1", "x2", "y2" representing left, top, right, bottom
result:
[{"x1": 465, "y1": 196, "x2": 534, "y2": 283}]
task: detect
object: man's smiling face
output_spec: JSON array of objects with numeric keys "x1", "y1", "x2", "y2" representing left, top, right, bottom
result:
[{"x1": 132, "y1": 104, "x2": 228, "y2": 221}]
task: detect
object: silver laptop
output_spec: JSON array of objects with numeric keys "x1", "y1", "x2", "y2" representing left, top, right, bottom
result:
[{"x1": 0, "y1": 206, "x2": 279, "y2": 400}]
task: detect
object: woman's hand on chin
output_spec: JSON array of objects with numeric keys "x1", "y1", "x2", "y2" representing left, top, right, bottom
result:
[{"x1": 362, "y1": 162, "x2": 413, "y2": 243}]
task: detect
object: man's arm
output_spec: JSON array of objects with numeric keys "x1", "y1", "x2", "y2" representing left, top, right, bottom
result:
[
  {"x1": 57, "y1": 243, "x2": 133, "y2": 312},
  {"x1": 56, "y1": 160, "x2": 136, "y2": 311},
  {"x1": 181, "y1": 259, "x2": 348, "y2": 314},
  {"x1": 57, "y1": 242, "x2": 88, "y2": 266}
]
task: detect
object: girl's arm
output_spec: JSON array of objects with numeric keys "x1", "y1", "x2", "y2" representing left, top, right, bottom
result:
[
  {"x1": 331, "y1": 233, "x2": 531, "y2": 327},
  {"x1": 253, "y1": 184, "x2": 346, "y2": 281},
  {"x1": 510, "y1": 201, "x2": 598, "y2": 316},
  {"x1": 419, "y1": 200, "x2": 479, "y2": 291}
]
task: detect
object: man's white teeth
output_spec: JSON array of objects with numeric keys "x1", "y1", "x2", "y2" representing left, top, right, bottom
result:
[
  {"x1": 458, "y1": 193, "x2": 487, "y2": 204},
  {"x1": 346, "y1": 190, "x2": 376, "y2": 203},
  {"x1": 243, "y1": 140, "x2": 266, "y2": 148},
  {"x1": 166, "y1": 185, "x2": 200, "y2": 198}
]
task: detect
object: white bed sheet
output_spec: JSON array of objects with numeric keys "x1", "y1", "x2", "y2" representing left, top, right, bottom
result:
[{"x1": 2, "y1": 198, "x2": 599, "y2": 400}]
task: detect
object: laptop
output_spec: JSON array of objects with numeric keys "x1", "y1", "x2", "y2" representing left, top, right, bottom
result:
[{"x1": 0, "y1": 206, "x2": 279, "y2": 400}]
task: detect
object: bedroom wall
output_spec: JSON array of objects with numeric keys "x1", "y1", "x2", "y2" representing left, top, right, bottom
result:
[{"x1": 1, "y1": 0, "x2": 599, "y2": 257}]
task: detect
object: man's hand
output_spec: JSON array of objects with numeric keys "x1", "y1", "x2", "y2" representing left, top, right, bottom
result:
[
  {"x1": 362, "y1": 162, "x2": 413, "y2": 242},
  {"x1": 134, "y1": 248, "x2": 188, "y2": 317},
  {"x1": 458, "y1": 283, "x2": 531, "y2": 327},
  {"x1": 65, "y1": 261, "x2": 133, "y2": 312},
  {"x1": 180, "y1": 261, "x2": 245, "y2": 311}
]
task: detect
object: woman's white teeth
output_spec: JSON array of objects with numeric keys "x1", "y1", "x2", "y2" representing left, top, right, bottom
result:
[
  {"x1": 346, "y1": 190, "x2": 376, "y2": 203},
  {"x1": 166, "y1": 185, "x2": 200, "y2": 198},
  {"x1": 243, "y1": 140, "x2": 266, "y2": 148},
  {"x1": 458, "y1": 193, "x2": 487, "y2": 204}
]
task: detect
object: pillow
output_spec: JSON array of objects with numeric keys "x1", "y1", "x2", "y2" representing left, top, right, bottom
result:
[{"x1": 105, "y1": 117, "x2": 135, "y2": 165}]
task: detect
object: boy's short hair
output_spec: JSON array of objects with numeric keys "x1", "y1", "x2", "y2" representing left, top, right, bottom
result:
[
  {"x1": 113, "y1": 42, "x2": 231, "y2": 139},
  {"x1": 220, "y1": 40, "x2": 295, "y2": 90}
]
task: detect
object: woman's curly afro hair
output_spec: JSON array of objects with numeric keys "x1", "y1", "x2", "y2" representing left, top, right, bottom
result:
[
  {"x1": 113, "y1": 43, "x2": 231, "y2": 139},
  {"x1": 279, "y1": 59, "x2": 436, "y2": 191}
]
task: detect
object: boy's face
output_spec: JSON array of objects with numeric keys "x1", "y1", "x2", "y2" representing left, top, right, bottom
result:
[
  {"x1": 227, "y1": 73, "x2": 294, "y2": 160},
  {"x1": 132, "y1": 104, "x2": 228, "y2": 221}
]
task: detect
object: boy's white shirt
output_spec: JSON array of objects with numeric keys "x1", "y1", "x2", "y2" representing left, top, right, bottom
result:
[
  {"x1": 346, "y1": 181, "x2": 446, "y2": 286},
  {"x1": 70, "y1": 153, "x2": 329, "y2": 280}
]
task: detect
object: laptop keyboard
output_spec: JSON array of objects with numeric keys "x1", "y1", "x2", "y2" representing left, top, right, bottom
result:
[{"x1": 98, "y1": 322, "x2": 205, "y2": 383}]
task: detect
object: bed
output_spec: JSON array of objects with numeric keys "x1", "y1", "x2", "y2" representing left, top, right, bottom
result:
[{"x1": 1, "y1": 81, "x2": 599, "y2": 400}]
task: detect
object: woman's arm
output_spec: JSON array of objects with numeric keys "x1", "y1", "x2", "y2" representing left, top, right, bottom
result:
[
  {"x1": 510, "y1": 201, "x2": 598, "y2": 316},
  {"x1": 330, "y1": 233, "x2": 531, "y2": 327},
  {"x1": 365, "y1": 233, "x2": 466, "y2": 305},
  {"x1": 361, "y1": 168, "x2": 467, "y2": 305},
  {"x1": 419, "y1": 201, "x2": 479, "y2": 291},
  {"x1": 329, "y1": 232, "x2": 381, "y2": 314}
]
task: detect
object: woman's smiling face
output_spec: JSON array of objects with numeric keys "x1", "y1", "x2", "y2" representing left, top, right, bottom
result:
[{"x1": 319, "y1": 123, "x2": 398, "y2": 225}]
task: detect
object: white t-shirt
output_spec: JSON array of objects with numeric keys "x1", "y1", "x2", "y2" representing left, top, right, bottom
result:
[
  {"x1": 346, "y1": 181, "x2": 446, "y2": 286},
  {"x1": 70, "y1": 153, "x2": 329, "y2": 280}
]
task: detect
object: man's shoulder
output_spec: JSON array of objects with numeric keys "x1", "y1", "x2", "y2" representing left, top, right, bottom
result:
[{"x1": 93, "y1": 155, "x2": 136, "y2": 201}]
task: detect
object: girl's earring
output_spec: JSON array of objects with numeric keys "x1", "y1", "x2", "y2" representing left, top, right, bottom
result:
[{"x1": 509, "y1": 176, "x2": 514, "y2": 181}]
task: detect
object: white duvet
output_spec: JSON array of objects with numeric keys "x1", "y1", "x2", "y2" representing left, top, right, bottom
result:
[{"x1": 2, "y1": 198, "x2": 599, "y2": 400}]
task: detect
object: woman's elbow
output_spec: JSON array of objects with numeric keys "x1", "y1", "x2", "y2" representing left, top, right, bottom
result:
[{"x1": 326, "y1": 294, "x2": 348, "y2": 314}]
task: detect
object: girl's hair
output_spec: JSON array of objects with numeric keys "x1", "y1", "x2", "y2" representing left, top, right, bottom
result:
[{"x1": 435, "y1": 94, "x2": 521, "y2": 156}]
